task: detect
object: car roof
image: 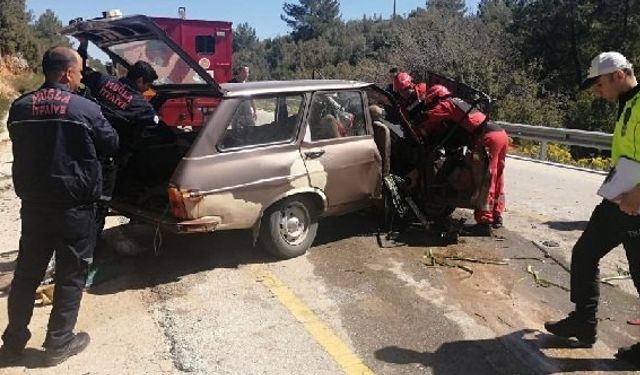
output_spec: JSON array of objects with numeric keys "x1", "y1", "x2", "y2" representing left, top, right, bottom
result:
[{"x1": 221, "y1": 80, "x2": 373, "y2": 97}]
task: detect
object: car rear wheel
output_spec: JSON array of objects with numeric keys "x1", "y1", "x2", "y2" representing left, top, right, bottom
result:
[{"x1": 259, "y1": 196, "x2": 319, "y2": 259}]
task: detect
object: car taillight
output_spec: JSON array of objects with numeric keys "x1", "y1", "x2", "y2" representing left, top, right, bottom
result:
[{"x1": 167, "y1": 185, "x2": 188, "y2": 219}]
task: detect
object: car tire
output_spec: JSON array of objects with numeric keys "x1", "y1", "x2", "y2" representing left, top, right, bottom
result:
[{"x1": 259, "y1": 196, "x2": 319, "y2": 259}]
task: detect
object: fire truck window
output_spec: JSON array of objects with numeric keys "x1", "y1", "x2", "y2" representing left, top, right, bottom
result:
[
  {"x1": 218, "y1": 95, "x2": 304, "y2": 150},
  {"x1": 195, "y1": 35, "x2": 215, "y2": 54}
]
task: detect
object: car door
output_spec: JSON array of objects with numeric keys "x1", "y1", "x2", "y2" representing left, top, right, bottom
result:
[{"x1": 300, "y1": 90, "x2": 381, "y2": 211}]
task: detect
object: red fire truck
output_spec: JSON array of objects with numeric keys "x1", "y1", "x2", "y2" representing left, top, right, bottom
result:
[
  {"x1": 151, "y1": 7, "x2": 233, "y2": 83},
  {"x1": 149, "y1": 8, "x2": 233, "y2": 127},
  {"x1": 73, "y1": 9, "x2": 232, "y2": 128}
]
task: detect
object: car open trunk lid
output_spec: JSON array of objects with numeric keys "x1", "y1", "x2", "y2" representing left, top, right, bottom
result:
[{"x1": 61, "y1": 14, "x2": 223, "y2": 96}]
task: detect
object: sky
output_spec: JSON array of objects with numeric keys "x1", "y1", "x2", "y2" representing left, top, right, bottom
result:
[{"x1": 26, "y1": 0, "x2": 481, "y2": 40}]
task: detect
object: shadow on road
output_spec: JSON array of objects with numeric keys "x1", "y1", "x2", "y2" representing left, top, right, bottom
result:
[
  {"x1": 313, "y1": 210, "x2": 380, "y2": 246},
  {"x1": 543, "y1": 220, "x2": 588, "y2": 232},
  {"x1": 314, "y1": 210, "x2": 482, "y2": 249},
  {"x1": 90, "y1": 211, "x2": 463, "y2": 295},
  {"x1": 375, "y1": 329, "x2": 637, "y2": 374},
  {"x1": 0, "y1": 209, "x2": 496, "y2": 298},
  {"x1": 88, "y1": 222, "x2": 275, "y2": 296},
  {"x1": 0, "y1": 348, "x2": 48, "y2": 370}
]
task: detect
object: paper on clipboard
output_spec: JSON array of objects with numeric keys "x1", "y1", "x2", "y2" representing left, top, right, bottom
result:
[{"x1": 597, "y1": 157, "x2": 640, "y2": 201}]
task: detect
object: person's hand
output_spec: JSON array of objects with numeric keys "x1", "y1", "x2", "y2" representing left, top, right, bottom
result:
[{"x1": 616, "y1": 184, "x2": 640, "y2": 215}]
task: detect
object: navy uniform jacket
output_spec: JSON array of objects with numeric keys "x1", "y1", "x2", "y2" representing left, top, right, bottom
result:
[
  {"x1": 83, "y1": 71, "x2": 160, "y2": 149},
  {"x1": 8, "y1": 82, "x2": 119, "y2": 206},
  {"x1": 78, "y1": 44, "x2": 158, "y2": 129}
]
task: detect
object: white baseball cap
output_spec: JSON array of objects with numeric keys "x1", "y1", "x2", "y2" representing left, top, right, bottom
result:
[{"x1": 580, "y1": 51, "x2": 633, "y2": 90}]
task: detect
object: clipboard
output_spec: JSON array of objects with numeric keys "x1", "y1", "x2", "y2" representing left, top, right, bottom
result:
[{"x1": 597, "y1": 157, "x2": 640, "y2": 201}]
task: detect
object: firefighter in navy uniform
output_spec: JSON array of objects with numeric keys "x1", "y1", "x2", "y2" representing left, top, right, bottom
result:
[
  {"x1": 0, "y1": 46, "x2": 118, "y2": 366},
  {"x1": 545, "y1": 52, "x2": 640, "y2": 369},
  {"x1": 78, "y1": 37, "x2": 163, "y2": 151},
  {"x1": 77, "y1": 38, "x2": 171, "y2": 258}
]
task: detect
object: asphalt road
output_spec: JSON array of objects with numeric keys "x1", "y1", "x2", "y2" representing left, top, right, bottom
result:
[{"x1": 0, "y1": 148, "x2": 638, "y2": 374}]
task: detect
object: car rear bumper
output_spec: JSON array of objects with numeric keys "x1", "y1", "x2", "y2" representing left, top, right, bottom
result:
[{"x1": 110, "y1": 202, "x2": 221, "y2": 233}]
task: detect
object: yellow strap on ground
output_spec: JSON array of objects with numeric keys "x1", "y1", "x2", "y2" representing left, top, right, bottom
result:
[{"x1": 252, "y1": 265, "x2": 375, "y2": 375}]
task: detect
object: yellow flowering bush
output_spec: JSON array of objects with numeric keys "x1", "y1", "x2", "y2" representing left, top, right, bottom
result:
[{"x1": 510, "y1": 142, "x2": 612, "y2": 171}]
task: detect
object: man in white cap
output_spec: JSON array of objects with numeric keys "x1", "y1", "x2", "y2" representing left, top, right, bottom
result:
[{"x1": 544, "y1": 52, "x2": 640, "y2": 368}]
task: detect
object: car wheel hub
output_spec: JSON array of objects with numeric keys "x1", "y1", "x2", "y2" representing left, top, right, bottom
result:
[{"x1": 279, "y1": 203, "x2": 309, "y2": 246}]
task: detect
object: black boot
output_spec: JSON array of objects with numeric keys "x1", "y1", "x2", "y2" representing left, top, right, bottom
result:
[
  {"x1": 0, "y1": 345, "x2": 23, "y2": 364},
  {"x1": 492, "y1": 215, "x2": 503, "y2": 229},
  {"x1": 44, "y1": 332, "x2": 90, "y2": 367},
  {"x1": 615, "y1": 342, "x2": 640, "y2": 368},
  {"x1": 544, "y1": 311, "x2": 597, "y2": 346}
]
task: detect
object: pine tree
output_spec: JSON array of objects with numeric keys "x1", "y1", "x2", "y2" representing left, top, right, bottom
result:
[
  {"x1": 34, "y1": 9, "x2": 68, "y2": 47},
  {"x1": 233, "y1": 22, "x2": 259, "y2": 51},
  {"x1": 425, "y1": 0, "x2": 466, "y2": 16},
  {"x1": 0, "y1": 0, "x2": 39, "y2": 67},
  {"x1": 281, "y1": 0, "x2": 341, "y2": 41}
]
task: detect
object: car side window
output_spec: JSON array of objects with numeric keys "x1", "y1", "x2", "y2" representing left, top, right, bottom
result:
[
  {"x1": 219, "y1": 94, "x2": 304, "y2": 150},
  {"x1": 308, "y1": 91, "x2": 367, "y2": 141}
]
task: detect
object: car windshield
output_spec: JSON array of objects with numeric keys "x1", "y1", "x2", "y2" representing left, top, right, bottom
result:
[{"x1": 108, "y1": 39, "x2": 207, "y2": 85}]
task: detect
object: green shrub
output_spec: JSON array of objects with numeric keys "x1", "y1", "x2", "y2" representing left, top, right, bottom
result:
[
  {"x1": 10, "y1": 73, "x2": 43, "y2": 95},
  {"x1": 0, "y1": 93, "x2": 11, "y2": 134}
]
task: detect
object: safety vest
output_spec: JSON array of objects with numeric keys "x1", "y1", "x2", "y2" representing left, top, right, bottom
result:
[{"x1": 612, "y1": 88, "x2": 640, "y2": 163}]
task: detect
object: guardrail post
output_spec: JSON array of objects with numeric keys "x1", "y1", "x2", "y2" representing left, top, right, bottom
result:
[{"x1": 539, "y1": 141, "x2": 548, "y2": 161}]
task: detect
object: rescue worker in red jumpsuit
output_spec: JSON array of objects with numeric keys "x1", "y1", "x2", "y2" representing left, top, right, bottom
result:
[
  {"x1": 416, "y1": 84, "x2": 508, "y2": 229},
  {"x1": 393, "y1": 72, "x2": 429, "y2": 125}
]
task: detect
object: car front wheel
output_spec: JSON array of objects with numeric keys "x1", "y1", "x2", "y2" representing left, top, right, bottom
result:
[{"x1": 259, "y1": 196, "x2": 319, "y2": 259}]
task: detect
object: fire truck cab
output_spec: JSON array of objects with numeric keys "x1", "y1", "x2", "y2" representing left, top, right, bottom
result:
[
  {"x1": 150, "y1": 8, "x2": 233, "y2": 128},
  {"x1": 151, "y1": 10, "x2": 232, "y2": 83}
]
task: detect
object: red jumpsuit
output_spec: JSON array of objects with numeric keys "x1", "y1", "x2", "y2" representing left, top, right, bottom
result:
[{"x1": 417, "y1": 97, "x2": 508, "y2": 224}]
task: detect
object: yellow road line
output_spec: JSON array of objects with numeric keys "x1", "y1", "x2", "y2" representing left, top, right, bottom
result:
[{"x1": 251, "y1": 265, "x2": 375, "y2": 375}]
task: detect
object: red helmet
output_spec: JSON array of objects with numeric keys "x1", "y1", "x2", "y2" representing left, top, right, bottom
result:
[
  {"x1": 424, "y1": 84, "x2": 452, "y2": 104},
  {"x1": 393, "y1": 72, "x2": 413, "y2": 92}
]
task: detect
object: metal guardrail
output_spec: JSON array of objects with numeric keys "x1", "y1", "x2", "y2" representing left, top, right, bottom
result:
[{"x1": 495, "y1": 121, "x2": 612, "y2": 160}]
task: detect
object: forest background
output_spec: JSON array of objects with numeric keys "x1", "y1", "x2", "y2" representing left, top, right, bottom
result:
[{"x1": 2, "y1": 0, "x2": 638, "y2": 140}]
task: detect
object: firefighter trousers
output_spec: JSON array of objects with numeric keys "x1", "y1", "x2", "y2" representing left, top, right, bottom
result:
[
  {"x1": 2, "y1": 203, "x2": 95, "y2": 350},
  {"x1": 474, "y1": 129, "x2": 508, "y2": 224},
  {"x1": 570, "y1": 199, "x2": 640, "y2": 318}
]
